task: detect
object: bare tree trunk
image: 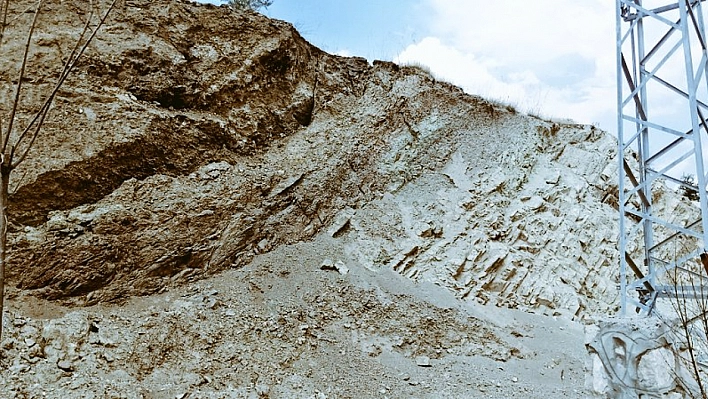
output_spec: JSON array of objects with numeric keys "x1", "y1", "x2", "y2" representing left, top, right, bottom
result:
[{"x1": 0, "y1": 164, "x2": 9, "y2": 342}]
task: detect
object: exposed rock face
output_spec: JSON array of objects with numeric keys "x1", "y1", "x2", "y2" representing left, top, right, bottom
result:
[
  {"x1": 0, "y1": 0, "x2": 696, "y2": 317},
  {"x1": 339, "y1": 121, "x2": 622, "y2": 316}
]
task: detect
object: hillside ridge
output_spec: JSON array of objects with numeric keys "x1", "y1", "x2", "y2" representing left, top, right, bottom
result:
[
  {"x1": 3, "y1": 1, "x2": 695, "y2": 397},
  {"x1": 2, "y1": 0, "x2": 666, "y2": 316}
]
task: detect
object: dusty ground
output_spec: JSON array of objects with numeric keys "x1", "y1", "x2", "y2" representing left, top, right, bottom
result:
[{"x1": 2, "y1": 233, "x2": 587, "y2": 398}]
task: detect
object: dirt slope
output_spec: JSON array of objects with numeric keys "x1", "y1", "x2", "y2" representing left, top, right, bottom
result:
[{"x1": 2, "y1": 235, "x2": 587, "y2": 399}]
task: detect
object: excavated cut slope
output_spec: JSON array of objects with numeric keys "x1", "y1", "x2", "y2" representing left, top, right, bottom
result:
[{"x1": 1, "y1": 0, "x2": 695, "y2": 317}]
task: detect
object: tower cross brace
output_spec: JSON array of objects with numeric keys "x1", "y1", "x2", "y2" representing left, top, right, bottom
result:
[{"x1": 617, "y1": 0, "x2": 708, "y2": 316}]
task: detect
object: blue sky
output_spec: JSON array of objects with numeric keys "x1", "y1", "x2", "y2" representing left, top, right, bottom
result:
[
  {"x1": 198, "y1": 1, "x2": 619, "y2": 131},
  {"x1": 262, "y1": 0, "x2": 431, "y2": 61}
]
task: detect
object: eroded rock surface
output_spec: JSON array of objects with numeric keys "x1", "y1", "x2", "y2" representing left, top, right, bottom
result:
[
  {"x1": 3, "y1": 0, "x2": 702, "y2": 397},
  {"x1": 0, "y1": 0, "x2": 697, "y2": 316}
]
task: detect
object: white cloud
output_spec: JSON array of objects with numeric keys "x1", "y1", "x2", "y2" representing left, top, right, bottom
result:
[
  {"x1": 395, "y1": 37, "x2": 532, "y2": 100},
  {"x1": 427, "y1": 0, "x2": 614, "y2": 64},
  {"x1": 334, "y1": 49, "x2": 353, "y2": 57},
  {"x1": 395, "y1": 0, "x2": 617, "y2": 129}
]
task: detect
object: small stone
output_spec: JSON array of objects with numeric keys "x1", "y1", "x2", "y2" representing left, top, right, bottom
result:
[
  {"x1": 320, "y1": 259, "x2": 335, "y2": 271},
  {"x1": 334, "y1": 261, "x2": 349, "y2": 275},
  {"x1": 416, "y1": 356, "x2": 432, "y2": 367},
  {"x1": 205, "y1": 298, "x2": 218, "y2": 309},
  {"x1": 255, "y1": 384, "x2": 270, "y2": 396},
  {"x1": 512, "y1": 376, "x2": 518, "y2": 383},
  {"x1": 57, "y1": 360, "x2": 74, "y2": 372},
  {"x1": 327, "y1": 208, "x2": 355, "y2": 237},
  {"x1": 320, "y1": 259, "x2": 349, "y2": 275},
  {"x1": 196, "y1": 209, "x2": 215, "y2": 217},
  {"x1": 103, "y1": 351, "x2": 115, "y2": 362}
]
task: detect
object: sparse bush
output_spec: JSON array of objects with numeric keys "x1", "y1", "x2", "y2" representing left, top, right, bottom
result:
[
  {"x1": 400, "y1": 61, "x2": 432, "y2": 75},
  {"x1": 487, "y1": 98, "x2": 518, "y2": 115},
  {"x1": 226, "y1": 0, "x2": 273, "y2": 11},
  {"x1": 681, "y1": 174, "x2": 700, "y2": 202},
  {"x1": 536, "y1": 123, "x2": 560, "y2": 138},
  {"x1": 667, "y1": 262, "x2": 708, "y2": 399}
]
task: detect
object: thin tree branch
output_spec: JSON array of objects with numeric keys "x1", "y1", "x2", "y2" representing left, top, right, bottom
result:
[
  {"x1": 2, "y1": 0, "x2": 44, "y2": 155},
  {"x1": 12, "y1": 0, "x2": 119, "y2": 168},
  {"x1": 9, "y1": 167, "x2": 28, "y2": 196},
  {"x1": 9, "y1": 13, "x2": 95, "y2": 166},
  {"x1": 0, "y1": 0, "x2": 9, "y2": 45},
  {"x1": 5, "y1": 1, "x2": 40, "y2": 29},
  {"x1": 689, "y1": 272, "x2": 708, "y2": 398},
  {"x1": 9, "y1": 0, "x2": 95, "y2": 160}
]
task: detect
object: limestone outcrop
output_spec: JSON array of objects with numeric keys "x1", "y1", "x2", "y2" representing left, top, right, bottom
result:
[
  {"x1": 0, "y1": 0, "x2": 697, "y2": 317},
  {"x1": 5, "y1": 1, "x2": 708, "y2": 397}
]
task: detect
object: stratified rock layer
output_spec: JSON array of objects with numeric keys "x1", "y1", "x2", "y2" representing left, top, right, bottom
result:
[
  {"x1": 340, "y1": 121, "x2": 622, "y2": 316},
  {"x1": 1, "y1": 0, "x2": 696, "y2": 316}
]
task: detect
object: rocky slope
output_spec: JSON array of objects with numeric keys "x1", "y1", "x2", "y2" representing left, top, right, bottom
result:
[
  {"x1": 0, "y1": 0, "x2": 699, "y2": 397},
  {"x1": 2, "y1": 0, "x2": 640, "y2": 316},
  {"x1": 1, "y1": 235, "x2": 588, "y2": 398}
]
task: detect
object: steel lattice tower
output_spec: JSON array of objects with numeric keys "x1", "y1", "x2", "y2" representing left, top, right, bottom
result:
[{"x1": 617, "y1": 0, "x2": 708, "y2": 316}]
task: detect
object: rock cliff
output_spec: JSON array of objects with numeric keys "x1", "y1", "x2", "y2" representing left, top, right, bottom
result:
[
  {"x1": 1, "y1": 0, "x2": 695, "y2": 317},
  {"x1": 4, "y1": 0, "x2": 705, "y2": 397}
]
